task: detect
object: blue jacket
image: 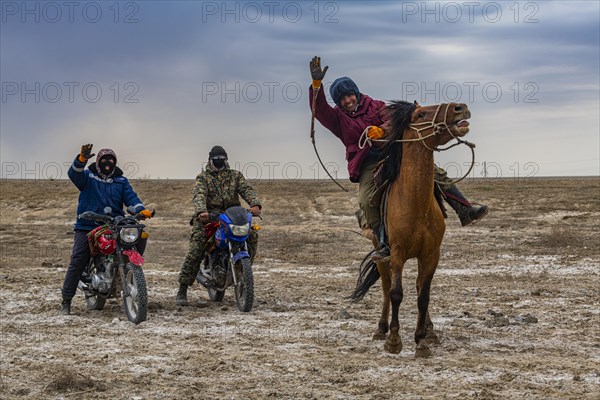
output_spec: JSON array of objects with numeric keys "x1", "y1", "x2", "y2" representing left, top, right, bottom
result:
[{"x1": 68, "y1": 156, "x2": 146, "y2": 231}]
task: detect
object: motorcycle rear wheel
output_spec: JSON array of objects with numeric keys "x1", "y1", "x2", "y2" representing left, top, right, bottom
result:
[
  {"x1": 234, "y1": 257, "x2": 254, "y2": 312},
  {"x1": 84, "y1": 259, "x2": 106, "y2": 310},
  {"x1": 85, "y1": 293, "x2": 106, "y2": 310},
  {"x1": 123, "y1": 263, "x2": 148, "y2": 324}
]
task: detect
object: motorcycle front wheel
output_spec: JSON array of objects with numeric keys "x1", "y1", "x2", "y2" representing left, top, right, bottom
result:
[
  {"x1": 234, "y1": 257, "x2": 254, "y2": 312},
  {"x1": 122, "y1": 263, "x2": 148, "y2": 324}
]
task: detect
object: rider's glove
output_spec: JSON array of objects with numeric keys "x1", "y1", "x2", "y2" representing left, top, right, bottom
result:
[
  {"x1": 249, "y1": 205, "x2": 261, "y2": 217},
  {"x1": 310, "y1": 56, "x2": 328, "y2": 88},
  {"x1": 78, "y1": 144, "x2": 95, "y2": 163},
  {"x1": 367, "y1": 126, "x2": 385, "y2": 140},
  {"x1": 139, "y1": 209, "x2": 153, "y2": 219}
]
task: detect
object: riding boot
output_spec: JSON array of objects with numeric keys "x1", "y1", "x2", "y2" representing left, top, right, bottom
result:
[
  {"x1": 60, "y1": 297, "x2": 72, "y2": 316},
  {"x1": 175, "y1": 284, "x2": 189, "y2": 306},
  {"x1": 371, "y1": 224, "x2": 390, "y2": 261},
  {"x1": 443, "y1": 185, "x2": 489, "y2": 227}
]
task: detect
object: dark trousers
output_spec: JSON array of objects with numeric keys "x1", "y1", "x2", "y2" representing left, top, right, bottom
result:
[{"x1": 61, "y1": 230, "x2": 147, "y2": 300}]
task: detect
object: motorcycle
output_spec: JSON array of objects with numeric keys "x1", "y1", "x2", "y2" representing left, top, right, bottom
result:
[
  {"x1": 77, "y1": 208, "x2": 154, "y2": 324},
  {"x1": 195, "y1": 206, "x2": 258, "y2": 312}
]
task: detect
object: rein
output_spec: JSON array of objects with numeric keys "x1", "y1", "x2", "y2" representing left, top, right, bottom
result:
[
  {"x1": 359, "y1": 103, "x2": 476, "y2": 185},
  {"x1": 311, "y1": 86, "x2": 348, "y2": 192}
]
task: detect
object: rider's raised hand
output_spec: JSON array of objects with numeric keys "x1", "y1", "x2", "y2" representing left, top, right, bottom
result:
[
  {"x1": 139, "y1": 209, "x2": 154, "y2": 219},
  {"x1": 79, "y1": 144, "x2": 95, "y2": 163},
  {"x1": 249, "y1": 205, "x2": 261, "y2": 217},
  {"x1": 310, "y1": 56, "x2": 328, "y2": 88}
]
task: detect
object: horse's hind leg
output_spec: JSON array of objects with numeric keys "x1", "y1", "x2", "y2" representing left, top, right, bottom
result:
[
  {"x1": 373, "y1": 260, "x2": 391, "y2": 340},
  {"x1": 384, "y1": 260, "x2": 404, "y2": 354},
  {"x1": 414, "y1": 254, "x2": 439, "y2": 358}
]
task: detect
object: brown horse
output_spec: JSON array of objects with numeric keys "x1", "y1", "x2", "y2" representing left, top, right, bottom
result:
[{"x1": 350, "y1": 101, "x2": 472, "y2": 357}]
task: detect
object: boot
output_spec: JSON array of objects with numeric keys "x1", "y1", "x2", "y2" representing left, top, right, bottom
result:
[
  {"x1": 175, "y1": 284, "x2": 189, "y2": 306},
  {"x1": 371, "y1": 225, "x2": 390, "y2": 262},
  {"x1": 60, "y1": 297, "x2": 71, "y2": 316},
  {"x1": 444, "y1": 185, "x2": 489, "y2": 227}
]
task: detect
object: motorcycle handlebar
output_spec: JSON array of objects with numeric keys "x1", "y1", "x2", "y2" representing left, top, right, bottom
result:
[
  {"x1": 78, "y1": 209, "x2": 155, "y2": 223},
  {"x1": 78, "y1": 211, "x2": 112, "y2": 223}
]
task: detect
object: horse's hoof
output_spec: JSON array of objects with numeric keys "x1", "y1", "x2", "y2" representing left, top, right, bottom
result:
[
  {"x1": 384, "y1": 338, "x2": 403, "y2": 354},
  {"x1": 372, "y1": 331, "x2": 387, "y2": 341},
  {"x1": 415, "y1": 342, "x2": 432, "y2": 358}
]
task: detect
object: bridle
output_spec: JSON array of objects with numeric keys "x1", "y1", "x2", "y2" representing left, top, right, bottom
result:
[{"x1": 359, "y1": 103, "x2": 477, "y2": 185}]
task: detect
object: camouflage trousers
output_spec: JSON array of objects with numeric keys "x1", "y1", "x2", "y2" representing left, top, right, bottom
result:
[
  {"x1": 178, "y1": 223, "x2": 258, "y2": 286},
  {"x1": 358, "y1": 162, "x2": 455, "y2": 231}
]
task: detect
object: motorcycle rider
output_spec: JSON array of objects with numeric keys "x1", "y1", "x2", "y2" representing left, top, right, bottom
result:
[
  {"x1": 176, "y1": 145, "x2": 262, "y2": 306},
  {"x1": 308, "y1": 56, "x2": 489, "y2": 259},
  {"x1": 60, "y1": 144, "x2": 153, "y2": 315}
]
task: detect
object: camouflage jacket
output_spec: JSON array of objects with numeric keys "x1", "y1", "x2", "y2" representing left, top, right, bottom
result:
[{"x1": 192, "y1": 163, "x2": 261, "y2": 216}]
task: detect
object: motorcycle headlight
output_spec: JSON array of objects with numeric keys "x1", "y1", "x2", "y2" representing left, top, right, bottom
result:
[
  {"x1": 229, "y1": 224, "x2": 249, "y2": 236},
  {"x1": 119, "y1": 227, "x2": 139, "y2": 243}
]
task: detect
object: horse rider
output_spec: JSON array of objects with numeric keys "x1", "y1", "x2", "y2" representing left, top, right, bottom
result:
[
  {"x1": 175, "y1": 146, "x2": 262, "y2": 306},
  {"x1": 308, "y1": 56, "x2": 489, "y2": 259}
]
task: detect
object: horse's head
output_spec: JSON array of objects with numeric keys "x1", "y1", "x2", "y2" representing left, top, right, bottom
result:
[{"x1": 409, "y1": 102, "x2": 471, "y2": 148}]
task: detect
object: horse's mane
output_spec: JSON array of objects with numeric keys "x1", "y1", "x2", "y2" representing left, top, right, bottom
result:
[{"x1": 378, "y1": 100, "x2": 416, "y2": 183}]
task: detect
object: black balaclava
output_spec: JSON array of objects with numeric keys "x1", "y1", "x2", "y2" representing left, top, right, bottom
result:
[
  {"x1": 96, "y1": 148, "x2": 117, "y2": 178},
  {"x1": 209, "y1": 145, "x2": 228, "y2": 170}
]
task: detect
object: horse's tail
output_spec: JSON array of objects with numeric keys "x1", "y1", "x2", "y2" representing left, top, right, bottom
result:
[{"x1": 347, "y1": 251, "x2": 381, "y2": 302}]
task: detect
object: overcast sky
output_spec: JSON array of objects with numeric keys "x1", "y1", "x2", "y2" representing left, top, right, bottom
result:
[{"x1": 1, "y1": 0, "x2": 599, "y2": 180}]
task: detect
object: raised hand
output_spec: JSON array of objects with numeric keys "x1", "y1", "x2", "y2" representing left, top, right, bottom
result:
[{"x1": 310, "y1": 56, "x2": 329, "y2": 81}]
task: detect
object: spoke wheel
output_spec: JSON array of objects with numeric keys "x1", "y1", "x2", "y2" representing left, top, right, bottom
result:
[
  {"x1": 123, "y1": 263, "x2": 148, "y2": 324},
  {"x1": 234, "y1": 258, "x2": 254, "y2": 312}
]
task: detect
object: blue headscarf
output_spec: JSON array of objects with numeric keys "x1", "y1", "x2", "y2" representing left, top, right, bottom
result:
[{"x1": 330, "y1": 77, "x2": 361, "y2": 105}]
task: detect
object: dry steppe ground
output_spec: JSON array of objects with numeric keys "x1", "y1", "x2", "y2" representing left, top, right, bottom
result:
[{"x1": 1, "y1": 177, "x2": 599, "y2": 399}]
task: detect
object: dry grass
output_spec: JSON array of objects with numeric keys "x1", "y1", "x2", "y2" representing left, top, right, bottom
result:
[{"x1": 43, "y1": 365, "x2": 106, "y2": 394}]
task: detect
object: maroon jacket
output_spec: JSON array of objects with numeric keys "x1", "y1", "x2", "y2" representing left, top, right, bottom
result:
[{"x1": 309, "y1": 85, "x2": 387, "y2": 182}]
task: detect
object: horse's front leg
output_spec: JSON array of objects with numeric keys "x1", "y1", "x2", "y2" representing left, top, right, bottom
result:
[
  {"x1": 424, "y1": 311, "x2": 439, "y2": 344},
  {"x1": 415, "y1": 253, "x2": 439, "y2": 358},
  {"x1": 373, "y1": 259, "x2": 391, "y2": 340},
  {"x1": 384, "y1": 259, "x2": 404, "y2": 354}
]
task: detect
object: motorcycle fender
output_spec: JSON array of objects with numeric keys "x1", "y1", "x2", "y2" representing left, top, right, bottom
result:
[
  {"x1": 122, "y1": 249, "x2": 144, "y2": 266},
  {"x1": 232, "y1": 251, "x2": 250, "y2": 264}
]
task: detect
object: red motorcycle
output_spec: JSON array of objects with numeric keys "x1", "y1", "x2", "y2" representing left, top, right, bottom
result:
[{"x1": 77, "y1": 209, "x2": 154, "y2": 324}]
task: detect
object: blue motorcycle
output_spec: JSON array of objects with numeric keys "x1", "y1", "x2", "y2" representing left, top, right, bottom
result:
[{"x1": 195, "y1": 206, "x2": 256, "y2": 312}]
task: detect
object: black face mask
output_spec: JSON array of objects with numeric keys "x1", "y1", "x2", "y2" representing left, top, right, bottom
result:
[
  {"x1": 99, "y1": 156, "x2": 116, "y2": 176},
  {"x1": 211, "y1": 157, "x2": 226, "y2": 169}
]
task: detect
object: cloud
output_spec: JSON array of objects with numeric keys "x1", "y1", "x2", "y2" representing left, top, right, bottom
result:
[{"x1": 1, "y1": 1, "x2": 598, "y2": 178}]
